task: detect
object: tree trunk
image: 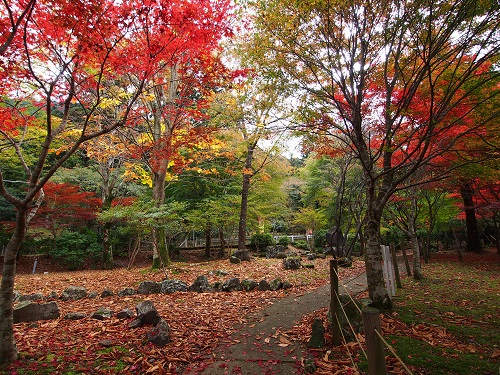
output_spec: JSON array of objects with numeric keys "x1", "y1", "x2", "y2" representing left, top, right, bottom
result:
[
  {"x1": 0, "y1": 208, "x2": 28, "y2": 365},
  {"x1": 151, "y1": 166, "x2": 170, "y2": 268},
  {"x1": 219, "y1": 229, "x2": 226, "y2": 258},
  {"x1": 459, "y1": 183, "x2": 482, "y2": 253},
  {"x1": 364, "y1": 209, "x2": 392, "y2": 310},
  {"x1": 237, "y1": 143, "x2": 255, "y2": 259},
  {"x1": 102, "y1": 222, "x2": 114, "y2": 270},
  {"x1": 205, "y1": 225, "x2": 212, "y2": 259},
  {"x1": 408, "y1": 196, "x2": 423, "y2": 280}
]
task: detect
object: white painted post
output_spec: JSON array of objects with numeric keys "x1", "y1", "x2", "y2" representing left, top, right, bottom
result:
[{"x1": 381, "y1": 245, "x2": 396, "y2": 297}]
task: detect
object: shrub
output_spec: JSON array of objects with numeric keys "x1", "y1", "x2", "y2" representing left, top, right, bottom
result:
[
  {"x1": 314, "y1": 229, "x2": 328, "y2": 248},
  {"x1": 294, "y1": 240, "x2": 310, "y2": 250},
  {"x1": 250, "y1": 233, "x2": 275, "y2": 251},
  {"x1": 50, "y1": 231, "x2": 101, "y2": 270},
  {"x1": 276, "y1": 236, "x2": 291, "y2": 246}
]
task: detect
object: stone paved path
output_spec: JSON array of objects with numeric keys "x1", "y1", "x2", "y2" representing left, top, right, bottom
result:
[{"x1": 184, "y1": 271, "x2": 369, "y2": 374}]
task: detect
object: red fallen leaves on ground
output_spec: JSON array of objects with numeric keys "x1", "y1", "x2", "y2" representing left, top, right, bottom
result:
[{"x1": 6, "y1": 254, "x2": 365, "y2": 374}]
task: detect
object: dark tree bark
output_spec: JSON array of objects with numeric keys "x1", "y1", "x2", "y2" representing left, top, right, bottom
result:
[{"x1": 460, "y1": 183, "x2": 482, "y2": 253}]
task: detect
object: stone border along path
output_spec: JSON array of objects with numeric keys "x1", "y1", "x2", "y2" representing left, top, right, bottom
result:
[{"x1": 184, "y1": 272, "x2": 369, "y2": 375}]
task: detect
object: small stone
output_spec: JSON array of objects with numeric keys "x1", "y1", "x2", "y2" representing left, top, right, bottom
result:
[
  {"x1": 100, "y1": 289, "x2": 114, "y2": 298},
  {"x1": 282, "y1": 280, "x2": 293, "y2": 289},
  {"x1": 60, "y1": 286, "x2": 88, "y2": 301},
  {"x1": 64, "y1": 312, "x2": 86, "y2": 320},
  {"x1": 160, "y1": 279, "x2": 188, "y2": 294},
  {"x1": 307, "y1": 318, "x2": 325, "y2": 349},
  {"x1": 116, "y1": 308, "x2": 135, "y2": 319},
  {"x1": 283, "y1": 256, "x2": 302, "y2": 270},
  {"x1": 137, "y1": 281, "x2": 162, "y2": 295},
  {"x1": 88, "y1": 291, "x2": 99, "y2": 299},
  {"x1": 136, "y1": 300, "x2": 161, "y2": 326},
  {"x1": 146, "y1": 319, "x2": 170, "y2": 347},
  {"x1": 99, "y1": 339, "x2": 114, "y2": 347},
  {"x1": 269, "y1": 278, "x2": 283, "y2": 291},
  {"x1": 90, "y1": 308, "x2": 113, "y2": 320},
  {"x1": 229, "y1": 256, "x2": 241, "y2": 264},
  {"x1": 189, "y1": 275, "x2": 212, "y2": 293},
  {"x1": 221, "y1": 278, "x2": 242, "y2": 292},
  {"x1": 128, "y1": 319, "x2": 142, "y2": 329},
  {"x1": 118, "y1": 287, "x2": 136, "y2": 297},
  {"x1": 241, "y1": 279, "x2": 258, "y2": 291},
  {"x1": 258, "y1": 280, "x2": 270, "y2": 291},
  {"x1": 46, "y1": 291, "x2": 59, "y2": 300},
  {"x1": 19, "y1": 293, "x2": 44, "y2": 302}
]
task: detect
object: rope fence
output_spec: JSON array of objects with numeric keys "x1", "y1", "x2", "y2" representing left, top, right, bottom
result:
[{"x1": 329, "y1": 249, "x2": 414, "y2": 375}]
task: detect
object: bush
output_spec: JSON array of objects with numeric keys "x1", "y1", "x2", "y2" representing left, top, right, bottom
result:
[
  {"x1": 250, "y1": 233, "x2": 275, "y2": 251},
  {"x1": 314, "y1": 229, "x2": 328, "y2": 248},
  {"x1": 50, "y1": 231, "x2": 101, "y2": 270},
  {"x1": 293, "y1": 240, "x2": 310, "y2": 250},
  {"x1": 276, "y1": 236, "x2": 291, "y2": 246}
]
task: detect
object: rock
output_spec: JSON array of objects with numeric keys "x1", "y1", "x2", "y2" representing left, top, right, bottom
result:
[
  {"x1": 146, "y1": 319, "x2": 170, "y2": 347},
  {"x1": 118, "y1": 287, "x2": 136, "y2": 297},
  {"x1": 231, "y1": 249, "x2": 251, "y2": 261},
  {"x1": 160, "y1": 279, "x2": 188, "y2": 294},
  {"x1": 269, "y1": 278, "x2": 283, "y2": 291},
  {"x1": 213, "y1": 270, "x2": 228, "y2": 276},
  {"x1": 241, "y1": 279, "x2": 258, "y2": 291},
  {"x1": 137, "y1": 281, "x2": 162, "y2": 295},
  {"x1": 19, "y1": 293, "x2": 44, "y2": 302},
  {"x1": 13, "y1": 291, "x2": 21, "y2": 303},
  {"x1": 100, "y1": 289, "x2": 114, "y2": 298},
  {"x1": 265, "y1": 245, "x2": 287, "y2": 259},
  {"x1": 60, "y1": 286, "x2": 88, "y2": 301},
  {"x1": 307, "y1": 318, "x2": 325, "y2": 348},
  {"x1": 189, "y1": 275, "x2": 211, "y2": 293},
  {"x1": 99, "y1": 339, "x2": 114, "y2": 347},
  {"x1": 276, "y1": 252, "x2": 288, "y2": 259},
  {"x1": 211, "y1": 281, "x2": 223, "y2": 292},
  {"x1": 283, "y1": 256, "x2": 302, "y2": 270},
  {"x1": 229, "y1": 256, "x2": 241, "y2": 264},
  {"x1": 88, "y1": 291, "x2": 99, "y2": 299},
  {"x1": 258, "y1": 280, "x2": 271, "y2": 291},
  {"x1": 46, "y1": 291, "x2": 59, "y2": 300},
  {"x1": 14, "y1": 301, "x2": 60, "y2": 323},
  {"x1": 221, "y1": 278, "x2": 242, "y2": 292},
  {"x1": 128, "y1": 319, "x2": 142, "y2": 329},
  {"x1": 116, "y1": 308, "x2": 135, "y2": 319},
  {"x1": 303, "y1": 264, "x2": 315, "y2": 269},
  {"x1": 90, "y1": 308, "x2": 114, "y2": 320},
  {"x1": 282, "y1": 280, "x2": 293, "y2": 290},
  {"x1": 136, "y1": 300, "x2": 161, "y2": 326},
  {"x1": 307, "y1": 253, "x2": 316, "y2": 260},
  {"x1": 64, "y1": 312, "x2": 86, "y2": 320},
  {"x1": 338, "y1": 257, "x2": 353, "y2": 267}
]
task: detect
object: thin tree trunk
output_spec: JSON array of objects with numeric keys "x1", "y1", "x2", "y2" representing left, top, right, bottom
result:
[
  {"x1": 237, "y1": 143, "x2": 255, "y2": 259},
  {"x1": 364, "y1": 209, "x2": 392, "y2": 310},
  {"x1": 152, "y1": 166, "x2": 170, "y2": 268},
  {"x1": 460, "y1": 183, "x2": 482, "y2": 253},
  {"x1": 205, "y1": 225, "x2": 212, "y2": 258},
  {"x1": 0, "y1": 208, "x2": 28, "y2": 365}
]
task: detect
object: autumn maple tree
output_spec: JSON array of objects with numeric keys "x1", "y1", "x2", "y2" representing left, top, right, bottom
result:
[
  {"x1": 0, "y1": 0, "x2": 235, "y2": 365},
  {"x1": 250, "y1": 0, "x2": 500, "y2": 308}
]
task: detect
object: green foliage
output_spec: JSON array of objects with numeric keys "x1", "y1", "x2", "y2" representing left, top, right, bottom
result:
[
  {"x1": 314, "y1": 228, "x2": 328, "y2": 248},
  {"x1": 50, "y1": 230, "x2": 101, "y2": 270},
  {"x1": 293, "y1": 240, "x2": 309, "y2": 250},
  {"x1": 250, "y1": 232, "x2": 275, "y2": 250},
  {"x1": 276, "y1": 235, "x2": 291, "y2": 246}
]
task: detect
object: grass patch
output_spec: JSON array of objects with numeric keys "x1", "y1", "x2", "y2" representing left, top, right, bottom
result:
[{"x1": 389, "y1": 250, "x2": 500, "y2": 374}]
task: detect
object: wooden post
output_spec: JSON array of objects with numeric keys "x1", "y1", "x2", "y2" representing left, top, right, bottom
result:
[
  {"x1": 362, "y1": 307, "x2": 387, "y2": 375},
  {"x1": 330, "y1": 259, "x2": 341, "y2": 346},
  {"x1": 401, "y1": 242, "x2": 412, "y2": 276},
  {"x1": 390, "y1": 243, "x2": 402, "y2": 288}
]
